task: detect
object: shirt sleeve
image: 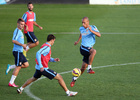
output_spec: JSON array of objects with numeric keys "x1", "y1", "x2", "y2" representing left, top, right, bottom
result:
[
  {"x1": 34, "y1": 13, "x2": 36, "y2": 22},
  {"x1": 36, "y1": 46, "x2": 50, "y2": 68},
  {"x1": 12, "y1": 29, "x2": 19, "y2": 41},
  {"x1": 22, "y1": 13, "x2": 27, "y2": 22},
  {"x1": 49, "y1": 57, "x2": 56, "y2": 62},
  {"x1": 92, "y1": 25, "x2": 99, "y2": 32}
]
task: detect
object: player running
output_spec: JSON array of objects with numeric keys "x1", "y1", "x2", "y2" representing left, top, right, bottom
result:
[
  {"x1": 17, "y1": 34, "x2": 78, "y2": 96},
  {"x1": 22, "y1": 2, "x2": 43, "y2": 57},
  {"x1": 6, "y1": 18, "x2": 29, "y2": 87},
  {"x1": 70, "y1": 17, "x2": 101, "y2": 87}
]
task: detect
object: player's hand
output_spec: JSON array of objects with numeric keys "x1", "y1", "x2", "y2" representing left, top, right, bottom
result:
[
  {"x1": 88, "y1": 26, "x2": 92, "y2": 31},
  {"x1": 54, "y1": 58, "x2": 60, "y2": 62},
  {"x1": 24, "y1": 24, "x2": 28, "y2": 31},
  {"x1": 22, "y1": 44, "x2": 27, "y2": 50},
  {"x1": 40, "y1": 67, "x2": 44, "y2": 72},
  {"x1": 39, "y1": 26, "x2": 43, "y2": 30},
  {"x1": 74, "y1": 41, "x2": 78, "y2": 45},
  {"x1": 25, "y1": 26, "x2": 28, "y2": 32}
]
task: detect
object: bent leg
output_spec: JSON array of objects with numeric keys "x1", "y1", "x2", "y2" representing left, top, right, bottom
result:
[
  {"x1": 54, "y1": 74, "x2": 68, "y2": 92},
  {"x1": 28, "y1": 41, "x2": 39, "y2": 49},
  {"x1": 89, "y1": 49, "x2": 96, "y2": 65},
  {"x1": 12, "y1": 66, "x2": 21, "y2": 76},
  {"x1": 80, "y1": 62, "x2": 88, "y2": 75},
  {"x1": 22, "y1": 77, "x2": 37, "y2": 88},
  {"x1": 21, "y1": 62, "x2": 29, "y2": 68}
]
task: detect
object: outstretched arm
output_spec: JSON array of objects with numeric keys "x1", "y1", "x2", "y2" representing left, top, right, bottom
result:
[
  {"x1": 33, "y1": 21, "x2": 43, "y2": 30},
  {"x1": 49, "y1": 58, "x2": 60, "y2": 62},
  {"x1": 74, "y1": 34, "x2": 82, "y2": 45}
]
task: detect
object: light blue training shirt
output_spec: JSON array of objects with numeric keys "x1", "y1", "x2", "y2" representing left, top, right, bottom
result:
[
  {"x1": 79, "y1": 25, "x2": 99, "y2": 48},
  {"x1": 12, "y1": 28, "x2": 24, "y2": 52}
]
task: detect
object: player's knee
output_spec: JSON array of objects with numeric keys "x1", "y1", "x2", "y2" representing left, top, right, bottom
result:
[
  {"x1": 90, "y1": 49, "x2": 96, "y2": 55},
  {"x1": 24, "y1": 62, "x2": 29, "y2": 68},
  {"x1": 35, "y1": 41, "x2": 39, "y2": 46},
  {"x1": 93, "y1": 49, "x2": 96, "y2": 55},
  {"x1": 56, "y1": 74, "x2": 63, "y2": 80}
]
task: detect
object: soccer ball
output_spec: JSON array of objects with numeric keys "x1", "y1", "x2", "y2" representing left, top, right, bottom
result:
[{"x1": 72, "y1": 68, "x2": 81, "y2": 77}]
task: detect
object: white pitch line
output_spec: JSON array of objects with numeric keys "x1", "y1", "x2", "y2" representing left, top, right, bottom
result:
[{"x1": 24, "y1": 62, "x2": 140, "y2": 100}]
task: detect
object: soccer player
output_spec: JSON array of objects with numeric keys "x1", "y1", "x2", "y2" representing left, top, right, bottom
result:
[
  {"x1": 6, "y1": 18, "x2": 29, "y2": 87},
  {"x1": 22, "y1": 2, "x2": 43, "y2": 57},
  {"x1": 17, "y1": 34, "x2": 78, "y2": 96},
  {"x1": 70, "y1": 17, "x2": 101, "y2": 87}
]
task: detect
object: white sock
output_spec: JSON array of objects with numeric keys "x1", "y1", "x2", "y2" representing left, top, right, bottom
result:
[
  {"x1": 66, "y1": 90, "x2": 70, "y2": 94},
  {"x1": 26, "y1": 46, "x2": 30, "y2": 51},
  {"x1": 10, "y1": 65, "x2": 16, "y2": 69},
  {"x1": 88, "y1": 65, "x2": 92, "y2": 70},
  {"x1": 20, "y1": 87, "x2": 24, "y2": 91},
  {"x1": 73, "y1": 76, "x2": 78, "y2": 81},
  {"x1": 9, "y1": 75, "x2": 17, "y2": 84}
]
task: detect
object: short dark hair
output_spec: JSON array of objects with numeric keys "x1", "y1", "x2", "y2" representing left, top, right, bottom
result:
[
  {"x1": 27, "y1": 2, "x2": 33, "y2": 6},
  {"x1": 82, "y1": 17, "x2": 89, "y2": 21},
  {"x1": 17, "y1": 18, "x2": 25, "y2": 24},
  {"x1": 47, "y1": 34, "x2": 56, "y2": 41}
]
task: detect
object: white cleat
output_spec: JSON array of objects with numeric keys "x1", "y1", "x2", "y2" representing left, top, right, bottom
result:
[{"x1": 67, "y1": 91, "x2": 78, "y2": 96}]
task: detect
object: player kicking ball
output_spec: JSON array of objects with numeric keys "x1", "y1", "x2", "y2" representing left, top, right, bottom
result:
[
  {"x1": 70, "y1": 17, "x2": 101, "y2": 87},
  {"x1": 17, "y1": 34, "x2": 78, "y2": 96}
]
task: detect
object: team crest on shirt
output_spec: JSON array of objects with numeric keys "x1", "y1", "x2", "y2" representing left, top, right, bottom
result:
[{"x1": 86, "y1": 28, "x2": 89, "y2": 32}]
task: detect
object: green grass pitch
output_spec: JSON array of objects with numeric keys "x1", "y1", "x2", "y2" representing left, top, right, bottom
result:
[{"x1": 0, "y1": 4, "x2": 140, "y2": 100}]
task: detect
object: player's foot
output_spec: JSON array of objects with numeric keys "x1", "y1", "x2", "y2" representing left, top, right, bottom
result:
[
  {"x1": 8, "y1": 83, "x2": 18, "y2": 87},
  {"x1": 6, "y1": 64, "x2": 11, "y2": 75},
  {"x1": 67, "y1": 91, "x2": 78, "y2": 96},
  {"x1": 87, "y1": 68, "x2": 95, "y2": 74},
  {"x1": 17, "y1": 88, "x2": 22, "y2": 94},
  {"x1": 23, "y1": 49, "x2": 27, "y2": 57},
  {"x1": 70, "y1": 80, "x2": 76, "y2": 87}
]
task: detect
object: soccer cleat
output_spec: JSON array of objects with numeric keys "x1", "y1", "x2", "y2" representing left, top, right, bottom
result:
[
  {"x1": 87, "y1": 68, "x2": 95, "y2": 74},
  {"x1": 70, "y1": 80, "x2": 76, "y2": 87},
  {"x1": 17, "y1": 88, "x2": 22, "y2": 94},
  {"x1": 8, "y1": 83, "x2": 18, "y2": 87},
  {"x1": 6, "y1": 64, "x2": 11, "y2": 75},
  {"x1": 67, "y1": 91, "x2": 78, "y2": 96},
  {"x1": 23, "y1": 49, "x2": 29, "y2": 60},
  {"x1": 23, "y1": 49, "x2": 27, "y2": 57}
]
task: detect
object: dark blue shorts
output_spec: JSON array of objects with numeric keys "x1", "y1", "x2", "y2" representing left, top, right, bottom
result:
[
  {"x1": 34, "y1": 69, "x2": 57, "y2": 80},
  {"x1": 13, "y1": 51, "x2": 27, "y2": 66},
  {"x1": 25, "y1": 32, "x2": 38, "y2": 43},
  {"x1": 80, "y1": 45, "x2": 92, "y2": 64}
]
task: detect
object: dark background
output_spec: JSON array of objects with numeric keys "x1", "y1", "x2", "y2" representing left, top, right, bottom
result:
[{"x1": 11, "y1": 0, "x2": 89, "y2": 4}]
